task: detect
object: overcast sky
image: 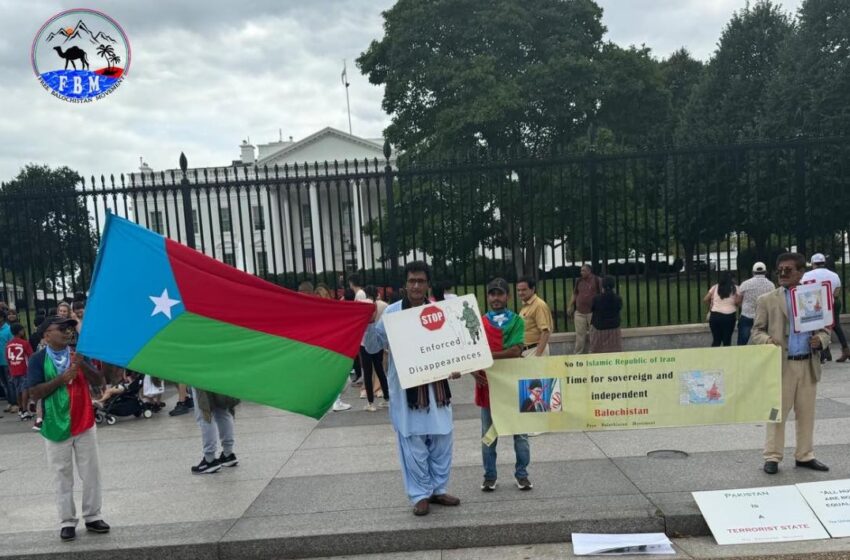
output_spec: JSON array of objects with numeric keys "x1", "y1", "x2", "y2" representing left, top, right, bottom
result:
[{"x1": 0, "y1": 0, "x2": 804, "y2": 182}]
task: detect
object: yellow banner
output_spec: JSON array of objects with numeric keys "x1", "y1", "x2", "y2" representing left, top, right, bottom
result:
[{"x1": 485, "y1": 345, "x2": 781, "y2": 442}]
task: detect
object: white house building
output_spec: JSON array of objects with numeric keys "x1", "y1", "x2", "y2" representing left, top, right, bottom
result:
[{"x1": 126, "y1": 127, "x2": 394, "y2": 276}]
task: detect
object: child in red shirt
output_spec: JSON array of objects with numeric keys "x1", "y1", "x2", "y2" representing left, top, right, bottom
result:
[{"x1": 6, "y1": 323, "x2": 34, "y2": 419}]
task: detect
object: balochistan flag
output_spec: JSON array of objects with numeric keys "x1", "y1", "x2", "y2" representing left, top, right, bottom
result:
[{"x1": 77, "y1": 214, "x2": 374, "y2": 419}]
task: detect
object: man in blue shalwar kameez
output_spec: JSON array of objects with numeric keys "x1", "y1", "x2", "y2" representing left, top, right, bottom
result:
[{"x1": 365, "y1": 260, "x2": 460, "y2": 516}]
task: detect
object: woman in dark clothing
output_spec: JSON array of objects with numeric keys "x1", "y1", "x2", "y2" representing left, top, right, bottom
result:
[{"x1": 590, "y1": 276, "x2": 623, "y2": 353}]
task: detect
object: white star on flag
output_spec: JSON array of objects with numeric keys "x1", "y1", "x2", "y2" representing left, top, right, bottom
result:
[{"x1": 150, "y1": 289, "x2": 181, "y2": 319}]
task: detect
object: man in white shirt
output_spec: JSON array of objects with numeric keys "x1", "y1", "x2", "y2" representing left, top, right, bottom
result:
[
  {"x1": 802, "y1": 253, "x2": 848, "y2": 363},
  {"x1": 736, "y1": 262, "x2": 776, "y2": 345},
  {"x1": 349, "y1": 274, "x2": 368, "y2": 302}
]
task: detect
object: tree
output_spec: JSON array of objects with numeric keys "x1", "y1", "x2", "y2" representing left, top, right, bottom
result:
[
  {"x1": 659, "y1": 48, "x2": 704, "y2": 140},
  {"x1": 759, "y1": 0, "x2": 850, "y2": 252},
  {"x1": 761, "y1": 0, "x2": 850, "y2": 138},
  {"x1": 358, "y1": 0, "x2": 606, "y2": 157},
  {"x1": 96, "y1": 44, "x2": 116, "y2": 71},
  {"x1": 0, "y1": 165, "x2": 98, "y2": 306},
  {"x1": 594, "y1": 44, "x2": 672, "y2": 149},
  {"x1": 359, "y1": 0, "x2": 678, "y2": 276},
  {"x1": 674, "y1": 1, "x2": 794, "y2": 267}
]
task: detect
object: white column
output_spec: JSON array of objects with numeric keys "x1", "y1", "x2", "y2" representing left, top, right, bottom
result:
[
  {"x1": 351, "y1": 179, "x2": 364, "y2": 270},
  {"x1": 309, "y1": 183, "x2": 324, "y2": 272},
  {"x1": 282, "y1": 193, "x2": 295, "y2": 272}
]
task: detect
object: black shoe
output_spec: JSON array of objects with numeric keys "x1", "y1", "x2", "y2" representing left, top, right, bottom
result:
[
  {"x1": 796, "y1": 459, "x2": 829, "y2": 472},
  {"x1": 191, "y1": 457, "x2": 221, "y2": 474},
  {"x1": 60, "y1": 527, "x2": 76, "y2": 541},
  {"x1": 168, "y1": 401, "x2": 190, "y2": 416},
  {"x1": 218, "y1": 452, "x2": 238, "y2": 467},
  {"x1": 85, "y1": 520, "x2": 110, "y2": 533},
  {"x1": 185, "y1": 397, "x2": 194, "y2": 409},
  {"x1": 764, "y1": 461, "x2": 779, "y2": 474}
]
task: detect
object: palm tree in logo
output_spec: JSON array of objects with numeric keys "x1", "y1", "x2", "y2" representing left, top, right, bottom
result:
[{"x1": 96, "y1": 44, "x2": 118, "y2": 75}]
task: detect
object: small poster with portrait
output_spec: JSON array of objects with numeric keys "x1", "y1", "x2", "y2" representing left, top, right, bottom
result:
[{"x1": 790, "y1": 281, "x2": 833, "y2": 333}]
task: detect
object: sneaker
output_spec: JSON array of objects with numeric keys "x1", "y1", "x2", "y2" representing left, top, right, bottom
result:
[
  {"x1": 481, "y1": 478, "x2": 497, "y2": 492},
  {"x1": 359, "y1": 389, "x2": 367, "y2": 399},
  {"x1": 169, "y1": 401, "x2": 191, "y2": 416},
  {"x1": 190, "y1": 457, "x2": 221, "y2": 474},
  {"x1": 379, "y1": 400, "x2": 390, "y2": 408},
  {"x1": 32, "y1": 418, "x2": 43, "y2": 431},
  {"x1": 364, "y1": 403, "x2": 377, "y2": 412},
  {"x1": 516, "y1": 477, "x2": 533, "y2": 491},
  {"x1": 5, "y1": 405, "x2": 18, "y2": 413},
  {"x1": 218, "y1": 452, "x2": 238, "y2": 467},
  {"x1": 332, "y1": 397, "x2": 352, "y2": 411},
  {"x1": 184, "y1": 397, "x2": 194, "y2": 409}
]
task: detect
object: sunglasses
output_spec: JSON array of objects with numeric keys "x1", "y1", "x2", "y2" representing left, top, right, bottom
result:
[{"x1": 777, "y1": 266, "x2": 799, "y2": 275}]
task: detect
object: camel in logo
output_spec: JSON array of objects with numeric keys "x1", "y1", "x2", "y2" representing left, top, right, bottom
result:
[{"x1": 53, "y1": 46, "x2": 89, "y2": 70}]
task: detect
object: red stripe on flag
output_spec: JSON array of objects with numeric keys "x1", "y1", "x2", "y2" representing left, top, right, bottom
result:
[{"x1": 165, "y1": 239, "x2": 373, "y2": 357}]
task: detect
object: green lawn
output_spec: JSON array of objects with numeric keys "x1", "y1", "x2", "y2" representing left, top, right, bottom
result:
[{"x1": 457, "y1": 276, "x2": 736, "y2": 331}]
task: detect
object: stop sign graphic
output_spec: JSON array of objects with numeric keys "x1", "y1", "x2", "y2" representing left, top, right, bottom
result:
[{"x1": 419, "y1": 306, "x2": 445, "y2": 331}]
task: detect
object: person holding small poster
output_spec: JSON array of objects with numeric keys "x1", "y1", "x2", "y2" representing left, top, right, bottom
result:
[
  {"x1": 750, "y1": 252, "x2": 832, "y2": 475},
  {"x1": 364, "y1": 261, "x2": 461, "y2": 517}
]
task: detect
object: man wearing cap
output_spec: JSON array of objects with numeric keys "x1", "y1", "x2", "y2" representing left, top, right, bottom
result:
[
  {"x1": 736, "y1": 262, "x2": 775, "y2": 346},
  {"x1": 26, "y1": 316, "x2": 110, "y2": 541},
  {"x1": 803, "y1": 253, "x2": 849, "y2": 363},
  {"x1": 750, "y1": 253, "x2": 831, "y2": 475},
  {"x1": 472, "y1": 278, "x2": 532, "y2": 492}
]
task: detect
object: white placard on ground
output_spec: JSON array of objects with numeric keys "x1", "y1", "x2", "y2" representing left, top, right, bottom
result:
[
  {"x1": 384, "y1": 294, "x2": 493, "y2": 389},
  {"x1": 572, "y1": 533, "x2": 675, "y2": 555},
  {"x1": 692, "y1": 485, "x2": 829, "y2": 545},
  {"x1": 797, "y1": 479, "x2": 850, "y2": 538}
]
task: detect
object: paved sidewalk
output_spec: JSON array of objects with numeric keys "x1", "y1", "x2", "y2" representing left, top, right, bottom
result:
[{"x1": 3, "y1": 346, "x2": 850, "y2": 559}]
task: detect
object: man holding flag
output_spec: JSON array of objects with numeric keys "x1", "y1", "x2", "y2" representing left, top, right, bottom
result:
[
  {"x1": 27, "y1": 316, "x2": 110, "y2": 541},
  {"x1": 365, "y1": 261, "x2": 461, "y2": 516},
  {"x1": 472, "y1": 278, "x2": 532, "y2": 492}
]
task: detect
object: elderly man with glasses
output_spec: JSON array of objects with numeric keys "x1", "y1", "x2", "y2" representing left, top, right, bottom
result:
[{"x1": 750, "y1": 253, "x2": 832, "y2": 476}]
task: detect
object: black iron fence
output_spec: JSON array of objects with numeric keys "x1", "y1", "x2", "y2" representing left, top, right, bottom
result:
[{"x1": 1, "y1": 136, "x2": 849, "y2": 334}]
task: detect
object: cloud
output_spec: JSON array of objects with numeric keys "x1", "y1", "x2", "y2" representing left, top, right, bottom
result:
[
  {"x1": 0, "y1": 0, "x2": 805, "y2": 182},
  {"x1": 596, "y1": 0, "x2": 804, "y2": 60}
]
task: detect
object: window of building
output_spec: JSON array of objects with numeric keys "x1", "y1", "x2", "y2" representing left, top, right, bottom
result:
[
  {"x1": 301, "y1": 203, "x2": 312, "y2": 228},
  {"x1": 220, "y1": 208, "x2": 232, "y2": 233},
  {"x1": 252, "y1": 204, "x2": 265, "y2": 231},
  {"x1": 256, "y1": 251, "x2": 268, "y2": 276},
  {"x1": 192, "y1": 209, "x2": 200, "y2": 234},
  {"x1": 223, "y1": 252, "x2": 236, "y2": 267},
  {"x1": 149, "y1": 211, "x2": 163, "y2": 234}
]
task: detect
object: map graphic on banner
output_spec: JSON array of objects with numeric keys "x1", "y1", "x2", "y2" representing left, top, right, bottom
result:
[
  {"x1": 383, "y1": 294, "x2": 493, "y2": 389},
  {"x1": 483, "y1": 345, "x2": 781, "y2": 440}
]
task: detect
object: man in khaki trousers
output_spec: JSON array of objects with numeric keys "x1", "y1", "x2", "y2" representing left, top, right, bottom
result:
[{"x1": 750, "y1": 252, "x2": 831, "y2": 475}]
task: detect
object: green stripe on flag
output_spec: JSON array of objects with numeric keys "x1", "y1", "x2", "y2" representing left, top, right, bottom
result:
[{"x1": 128, "y1": 312, "x2": 353, "y2": 419}]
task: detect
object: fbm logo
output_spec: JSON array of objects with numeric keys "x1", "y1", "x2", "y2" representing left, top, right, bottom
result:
[
  {"x1": 31, "y1": 9, "x2": 130, "y2": 103},
  {"x1": 419, "y1": 306, "x2": 445, "y2": 331}
]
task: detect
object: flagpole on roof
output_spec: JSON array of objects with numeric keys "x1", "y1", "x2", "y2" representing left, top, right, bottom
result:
[{"x1": 341, "y1": 59, "x2": 352, "y2": 135}]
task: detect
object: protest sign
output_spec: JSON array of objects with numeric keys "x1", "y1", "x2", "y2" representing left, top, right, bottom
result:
[
  {"x1": 484, "y1": 345, "x2": 780, "y2": 439},
  {"x1": 693, "y1": 485, "x2": 828, "y2": 545},
  {"x1": 797, "y1": 479, "x2": 850, "y2": 538},
  {"x1": 384, "y1": 294, "x2": 493, "y2": 389},
  {"x1": 791, "y1": 281, "x2": 834, "y2": 333}
]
